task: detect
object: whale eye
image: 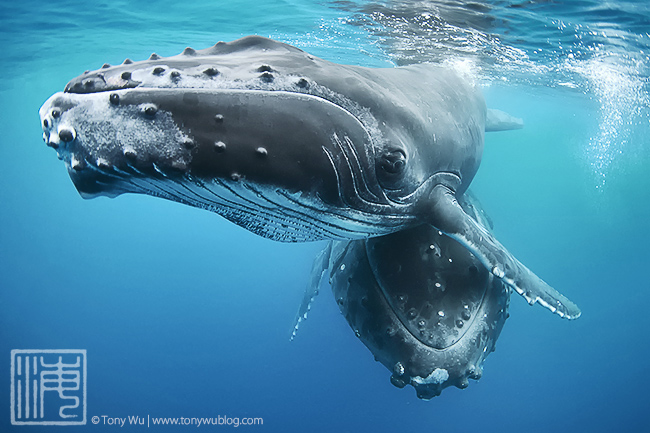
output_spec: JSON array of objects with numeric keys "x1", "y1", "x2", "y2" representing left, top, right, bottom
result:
[
  {"x1": 377, "y1": 148, "x2": 409, "y2": 191},
  {"x1": 380, "y1": 149, "x2": 406, "y2": 174}
]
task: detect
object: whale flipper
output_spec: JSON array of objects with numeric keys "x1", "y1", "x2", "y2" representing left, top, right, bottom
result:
[
  {"x1": 427, "y1": 184, "x2": 581, "y2": 320},
  {"x1": 290, "y1": 243, "x2": 332, "y2": 340},
  {"x1": 485, "y1": 109, "x2": 524, "y2": 132}
]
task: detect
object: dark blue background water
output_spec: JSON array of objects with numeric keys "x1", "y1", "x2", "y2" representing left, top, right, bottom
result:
[{"x1": 1, "y1": 1, "x2": 649, "y2": 432}]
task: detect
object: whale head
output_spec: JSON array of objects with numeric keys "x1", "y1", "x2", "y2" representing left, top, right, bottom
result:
[{"x1": 39, "y1": 36, "x2": 485, "y2": 242}]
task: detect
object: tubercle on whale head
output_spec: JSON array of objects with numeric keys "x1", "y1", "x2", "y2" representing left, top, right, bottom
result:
[{"x1": 63, "y1": 36, "x2": 310, "y2": 95}]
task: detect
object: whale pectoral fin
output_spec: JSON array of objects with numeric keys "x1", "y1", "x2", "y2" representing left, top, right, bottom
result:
[
  {"x1": 290, "y1": 243, "x2": 332, "y2": 341},
  {"x1": 485, "y1": 109, "x2": 524, "y2": 132},
  {"x1": 427, "y1": 185, "x2": 581, "y2": 320}
]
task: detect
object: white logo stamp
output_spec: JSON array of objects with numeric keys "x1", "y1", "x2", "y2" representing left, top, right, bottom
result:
[{"x1": 10, "y1": 349, "x2": 87, "y2": 425}]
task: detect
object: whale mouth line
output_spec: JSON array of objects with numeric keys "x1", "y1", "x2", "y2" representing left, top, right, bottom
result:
[{"x1": 62, "y1": 86, "x2": 366, "y2": 132}]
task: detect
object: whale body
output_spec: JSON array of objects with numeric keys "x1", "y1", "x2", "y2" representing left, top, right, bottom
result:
[{"x1": 38, "y1": 36, "x2": 580, "y2": 319}]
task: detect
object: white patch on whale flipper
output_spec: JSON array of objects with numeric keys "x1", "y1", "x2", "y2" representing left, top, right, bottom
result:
[
  {"x1": 290, "y1": 243, "x2": 332, "y2": 340},
  {"x1": 485, "y1": 108, "x2": 524, "y2": 132}
]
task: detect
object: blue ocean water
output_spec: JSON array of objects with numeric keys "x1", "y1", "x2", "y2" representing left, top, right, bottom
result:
[{"x1": 1, "y1": 0, "x2": 649, "y2": 432}]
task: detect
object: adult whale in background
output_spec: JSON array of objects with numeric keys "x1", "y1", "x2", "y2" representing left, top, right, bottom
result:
[
  {"x1": 38, "y1": 36, "x2": 579, "y2": 319},
  {"x1": 292, "y1": 192, "x2": 510, "y2": 399}
]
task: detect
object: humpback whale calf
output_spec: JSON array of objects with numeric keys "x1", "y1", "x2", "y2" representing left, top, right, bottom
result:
[
  {"x1": 293, "y1": 192, "x2": 509, "y2": 399},
  {"x1": 38, "y1": 35, "x2": 580, "y2": 320}
]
